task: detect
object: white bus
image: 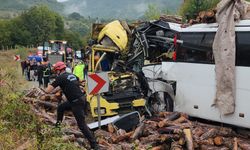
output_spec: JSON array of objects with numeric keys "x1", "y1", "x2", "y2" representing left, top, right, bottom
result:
[{"x1": 131, "y1": 20, "x2": 250, "y2": 128}]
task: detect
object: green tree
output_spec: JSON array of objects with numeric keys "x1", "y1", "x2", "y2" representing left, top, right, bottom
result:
[
  {"x1": 0, "y1": 20, "x2": 12, "y2": 48},
  {"x1": 63, "y1": 30, "x2": 83, "y2": 50},
  {"x1": 144, "y1": 4, "x2": 161, "y2": 20},
  {"x1": 19, "y1": 5, "x2": 64, "y2": 46},
  {"x1": 9, "y1": 17, "x2": 32, "y2": 46}
]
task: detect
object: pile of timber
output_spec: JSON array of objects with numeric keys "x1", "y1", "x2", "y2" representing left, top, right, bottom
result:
[
  {"x1": 189, "y1": 10, "x2": 217, "y2": 24},
  {"x1": 96, "y1": 112, "x2": 250, "y2": 150},
  {"x1": 160, "y1": 14, "x2": 183, "y2": 24},
  {"x1": 23, "y1": 88, "x2": 250, "y2": 150}
]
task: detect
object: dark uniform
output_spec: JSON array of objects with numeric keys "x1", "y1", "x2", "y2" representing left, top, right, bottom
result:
[{"x1": 51, "y1": 72, "x2": 98, "y2": 149}]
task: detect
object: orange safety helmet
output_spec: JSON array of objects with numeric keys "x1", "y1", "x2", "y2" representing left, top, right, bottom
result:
[{"x1": 53, "y1": 61, "x2": 66, "y2": 71}]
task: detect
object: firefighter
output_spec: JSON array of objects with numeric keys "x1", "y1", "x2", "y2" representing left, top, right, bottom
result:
[{"x1": 45, "y1": 61, "x2": 99, "y2": 150}]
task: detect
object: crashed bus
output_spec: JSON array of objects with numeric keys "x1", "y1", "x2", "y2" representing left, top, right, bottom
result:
[{"x1": 129, "y1": 19, "x2": 250, "y2": 128}]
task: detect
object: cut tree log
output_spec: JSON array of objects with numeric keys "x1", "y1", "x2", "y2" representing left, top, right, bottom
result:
[
  {"x1": 200, "y1": 128, "x2": 217, "y2": 140},
  {"x1": 234, "y1": 137, "x2": 238, "y2": 150},
  {"x1": 238, "y1": 139, "x2": 250, "y2": 150},
  {"x1": 196, "y1": 138, "x2": 214, "y2": 145},
  {"x1": 200, "y1": 145, "x2": 229, "y2": 150},
  {"x1": 178, "y1": 137, "x2": 185, "y2": 146},
  {"x1": 98, "y1": 138, "x2": 112, "y2": 147},
  {"x1": 111, "y1": 131, "x2": 134, "y2": 143},
  {"x1": 140, "y1": 134, "x2": 180, "y2": 145},
  {"x1": 173, "y1": 116, "x2": 188, "y2": 124},
  {"x1": 157, "y1": 126, "x2": 182, "y2": 134},
  {"x1": 192, "y1": 127, "x2": 205, "y2": 140},
  {"x1": 158, "y1": 111, "x2": 173, "y2": 118},
  {"x1": 131, "y1": 123, "x2": 145, "y2": 139},
  {"x1": 171, "y1": 141, "x2": 183, "y2": 150},
  {"x1": 108, "y1": 123, "x2": 115, "y2": 133},
  {"x1": 214, "y1": 136, "x2": 223, "y2": 146},
  {"x1": 158, "y1": 112, "x2": 181, "y2": 127},
  {"x1": 36, "y1": 100, "x2": 57, "y2": 109},
  {"x1": 144, "y1": 120, "x2": 158, "y2": 128},
  {"x1": 95, "y1": 129, "x2": 113, "y2": 141},
  {"x1": 151, "y1": 145, "x2": 165, "y2": 150},
  {"x1": 183, "y1": 129, "x2": 194, "y2": 150},
  {"x1": 165, "y1": 112, "x2": 181, "y2": 121}
]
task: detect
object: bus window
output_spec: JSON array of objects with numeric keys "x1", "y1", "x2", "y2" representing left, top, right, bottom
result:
[
  {"x1": 236, "y1": 32, "x2": 250, "y2": 67},
  {"x1": 176, "y1": 32, "x2": 215, "y2": 64}
]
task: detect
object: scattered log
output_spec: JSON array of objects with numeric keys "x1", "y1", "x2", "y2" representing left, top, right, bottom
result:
[
  {"x1": 200, "y1": 128, "x2": 217, "y2": 140},
  {"x1": 157, "y1": 126, "x2": 182, "y2": 134},
  {"x1": 158, "y1": 112, "x2": 173, "y2": 118},
  {"x1": 108, "y1": 123, "x2": 115, "y2": 133},
  {"x1": 36, "y1": 100, "x2": 57, "y2": 109},
  {"x1": 196, "y1": 138, "x2": 214, "y2": 145},
  {"x1": 214, "y1": 136, "x2": 223, "y2": 146},
  {"x1": 131, "y1": 123, "x2": 145, "y2": 140},
  {"x1": 200, "y1": 145, "x2": 229, "y2": 150},
  {"x1": 192, "y1": 127, "x2": 205, "y2": 140},
  {"x1": 234, "y1": 138, "x2": 238, "y2": 150},
  {"x1": 183, "y1": 129, "x2": 194, "y2": 150},
  {"x1": 178, "y1": 137, "x2": 185, "y2": 146},
  {"x1": 95, "y1": 129, "x2": 113, "y2": 141},
  {"x1": 171, "y1": 141, "x2": 183, "y2": 150},
  {"x1": 119, "y1": 142, "x2": 134, "y2": 150},
  {"x1": 173, "y1": 116, "x2": 188, "y2": 124},
  {"x1": 160, "y1": 15, "x2": 182, "y2": 24},
  {"x1": 111, "y1": 131, "x2": 134, "y2": 143},
  {"x1": 140, "y1": 134, "x2": 180, "y2": 145},
  {"x1": 144, "y1": 120, "x2": 158, "y2": 128},
  {"x1": 158, "y1": 112, "x2": 181, "y2": 127},
  {"x1": 238, "y1": 139, "x2": 250, "y2": 150},
  {"x1": 151, "y1": 145, "x2": 165, "y2": 150},
  {"x1": 98, "y1": 138, "x2": 112, "y2": 147}
]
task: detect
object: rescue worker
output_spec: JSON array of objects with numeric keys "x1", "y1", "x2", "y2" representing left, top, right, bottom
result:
[
  {"x1": 42, "y1": 58, "x2": 51, "y2": 88},
  {"x1": 36, "y1": 62, "x2": 43, "y2": 87},
  {"x1": 73, "y1": 60, "x2": 85, "y2": 81},
  {"x1": 45, "y1": 61, "x2": 99, "y2": 150}
]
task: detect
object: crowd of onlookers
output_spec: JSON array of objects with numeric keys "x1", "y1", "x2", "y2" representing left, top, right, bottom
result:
[
  {"x1": 21, "y1": 57, "x2": 52, "y2": 88},
  {"x1": 21, "y1": 56, "x2": 89, "y2": 88}
]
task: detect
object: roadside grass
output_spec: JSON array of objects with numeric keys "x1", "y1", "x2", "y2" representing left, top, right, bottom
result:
[{"x1": 0, "y1": 50, "x2": 81, "y2": 150}]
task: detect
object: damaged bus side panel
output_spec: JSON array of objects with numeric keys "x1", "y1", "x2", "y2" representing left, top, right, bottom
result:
[{"x1": 130, "y1": 19, "x2": 250, "y2": 128}]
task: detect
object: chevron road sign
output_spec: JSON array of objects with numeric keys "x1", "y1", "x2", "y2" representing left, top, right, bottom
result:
[{"x1": 87, "y1": 72, "x2": 109, "y2": 95}]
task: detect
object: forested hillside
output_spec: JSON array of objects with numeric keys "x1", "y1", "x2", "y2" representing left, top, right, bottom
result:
[
  {"x1": 0, "y1": 0, "x2": 62, "y2": 11},
  {"x1": 62, "y1": 0, "x2": 182, "y2": 19},
  {"x1": 0, "y1": 0, "x2": 182, "y2": 19}
]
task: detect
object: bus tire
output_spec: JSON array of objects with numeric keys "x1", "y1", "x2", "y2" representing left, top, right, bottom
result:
[{"x1": 148, "y1": 91, "x2": 174, "y2": 115}]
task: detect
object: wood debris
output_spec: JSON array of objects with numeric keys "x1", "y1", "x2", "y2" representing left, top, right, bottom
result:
[{"x1": 23, "y1": 87, "x2": 250, "y2": 149}]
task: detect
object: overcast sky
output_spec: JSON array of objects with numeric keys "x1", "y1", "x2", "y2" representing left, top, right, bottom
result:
[{"x1": 57, "y1": 0, "x2": 68, "y2": 2}]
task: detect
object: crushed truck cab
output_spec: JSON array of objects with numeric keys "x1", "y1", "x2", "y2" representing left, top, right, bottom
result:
[
  {"x1": 86, "y1": 71, "x2": 146, "y2": 117},
  {"x1": 86, "y1": 21, "x2": 146, "y2": 117}
]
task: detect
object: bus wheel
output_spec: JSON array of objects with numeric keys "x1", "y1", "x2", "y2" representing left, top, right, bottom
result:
[{"x1": 148, "y1": 92, "x2": 174, "y2": 115}]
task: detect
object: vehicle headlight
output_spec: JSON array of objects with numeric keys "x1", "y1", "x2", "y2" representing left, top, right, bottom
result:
[{"x1": 94, "y1": 108, "x2": 106, "y2": 115}]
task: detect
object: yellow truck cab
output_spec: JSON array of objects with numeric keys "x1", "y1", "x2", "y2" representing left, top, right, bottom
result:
[{"x1": 86, "y1": 20, "x2": 146, "y2": 117}]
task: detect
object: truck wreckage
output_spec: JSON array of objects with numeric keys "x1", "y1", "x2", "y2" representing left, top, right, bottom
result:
[{"x1": 23, "y1": 16, "x2": 250, "y2": 149}]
